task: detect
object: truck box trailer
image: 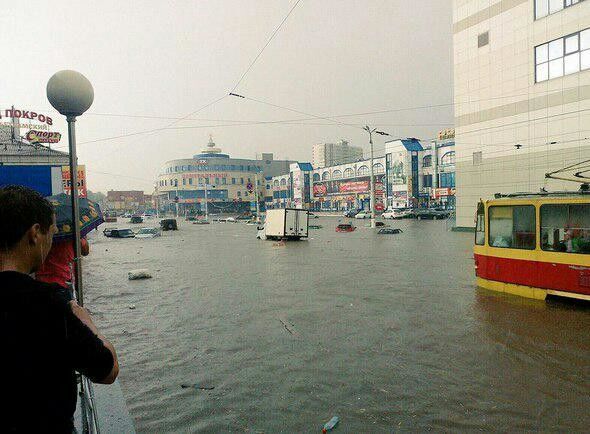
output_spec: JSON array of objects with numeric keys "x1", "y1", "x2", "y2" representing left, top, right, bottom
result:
[{"x1": 262, "y1": 208, "x2": 309, "y2": 240}]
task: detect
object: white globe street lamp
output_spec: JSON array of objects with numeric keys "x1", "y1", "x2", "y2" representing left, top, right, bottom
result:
[{"x1": 47, "y1": 70, "x2": 94, "y2": 306}]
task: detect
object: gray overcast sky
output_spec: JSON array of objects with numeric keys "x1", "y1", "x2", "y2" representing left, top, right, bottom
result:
[{"x1": 1, "y1": 0, "x2": 453, "y2": 193}]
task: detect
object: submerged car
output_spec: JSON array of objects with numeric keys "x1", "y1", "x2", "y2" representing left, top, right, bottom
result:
[
  {"x1": 135, "y1": 227, "x2": 162, "y2": 238},
  {"x1": 382, "y1": 208, "x2": 412, "y2": 219},
  {"x1": 354, "y1": 211, "x2": 372, "y2": 219},
  {"x1": 343, "y1": 209, "x2": 359, "y2": 218},
  {"x1": 378, "y1": 228, "x2": 403, "y2": 234},
  {"x1": 103, "y1": 228, "x2": 135, "y2": 238},
  {"x1": 414, "y1": 208, "x2": 451, "y2": 220}
]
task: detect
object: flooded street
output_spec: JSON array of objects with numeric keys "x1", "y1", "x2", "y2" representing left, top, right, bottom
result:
[{"x1": 84, "y1": 218, "x2": 590, "y2": 433}]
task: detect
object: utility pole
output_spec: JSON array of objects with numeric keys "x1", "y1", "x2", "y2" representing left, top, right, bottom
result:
[
  {"x1": 204, "y1": 182, "x2": 209, "y2": 221},
  {"x1": 255, "y1": 171, "x2": 261, "y2": 223},
  {"x1": 363, "y1": 126, "x2": 390, "y2": 229}
]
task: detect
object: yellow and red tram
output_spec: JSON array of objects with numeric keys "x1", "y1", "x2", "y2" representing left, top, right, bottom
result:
[{"x1": 474, "y1": 191, "x2": 590, "y2": 301}]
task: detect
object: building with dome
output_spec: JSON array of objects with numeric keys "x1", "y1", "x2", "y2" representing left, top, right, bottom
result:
[{"x1": 155, "y1": 136, "x2": 295, "y2": 213}]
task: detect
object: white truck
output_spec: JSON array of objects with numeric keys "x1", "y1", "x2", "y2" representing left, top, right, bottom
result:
[{"x1": 259, "y1": 208, "x2": 309, "y2": 240}]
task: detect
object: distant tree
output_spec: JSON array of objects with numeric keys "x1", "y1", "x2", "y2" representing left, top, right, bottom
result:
[{"x1": 87, "y1": 190, "x2": 106, "y2": 205}]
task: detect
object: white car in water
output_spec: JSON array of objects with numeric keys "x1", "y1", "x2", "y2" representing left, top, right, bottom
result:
[
  {"x1": 354, "y1": 211, "x2": 372, "y2": 219},
  {"x1": 382, "y1": 208, "x2": 412, "y2": 219},
  {"x1": 135, "y1": 227, "x2": 161, "y2": 238}
]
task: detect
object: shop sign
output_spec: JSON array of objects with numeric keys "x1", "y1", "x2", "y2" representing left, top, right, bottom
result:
[
  {"x1": 26, "y1": 130, "x2": 62, "y2": 144},
  {"x1": 431, "y1": 188, "x2": 455, "y2": 198},
  {"x1": 1, "y1": 108, "x2": 53, "y2": 125},
  {"x1": 61, "y1": 165, "x2": 87, "y2": 198}
]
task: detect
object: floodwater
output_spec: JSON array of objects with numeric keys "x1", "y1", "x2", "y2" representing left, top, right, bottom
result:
[{"x1": 84, "y1": 217, "x2": 590, "y2": 433}]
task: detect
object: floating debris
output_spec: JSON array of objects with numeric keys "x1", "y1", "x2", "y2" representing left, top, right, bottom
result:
[
  {"x1": 322, "y1": 416, "x2": 339, "y2": 432},
  {"x1": 128, "y1": 269, "x2": 152, "y2": 280},
  {"x1": 128, "y1": 305, "x2": 136, "y2": 310},
  {"x1": 181, "y1": 384, "x2": 215, "y2": 390}
]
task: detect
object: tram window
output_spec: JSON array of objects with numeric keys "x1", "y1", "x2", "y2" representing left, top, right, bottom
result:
[
  {"x1": 541, "y1": 204, "x2": 590, "y2": 254},
  {"x1": 475, "y1": 202, "x2": 485, "y2": 245},
  {"x1": 489, "y1": 205, "x2": 536, "y2": 250}
]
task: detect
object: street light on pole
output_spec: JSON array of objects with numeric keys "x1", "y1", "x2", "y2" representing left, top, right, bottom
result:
[
  {"x1": 363, "y1": 126, "x2": 389, "y2": 229},
  {"x1": 46, "y1": 70, "x2": 94, "y2": 306}
]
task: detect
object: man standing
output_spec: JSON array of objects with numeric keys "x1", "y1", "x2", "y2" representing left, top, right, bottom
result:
[{"x1": 0, "y1": 186, "x2": 119, "y2": 433}]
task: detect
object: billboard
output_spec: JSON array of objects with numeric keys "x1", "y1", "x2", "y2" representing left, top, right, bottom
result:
[
  {"x1": 0, "y1": 165, "x2": 63, "y2": 196},
  {"x1": 62, "y1": 165, "x2": 87, "y2": 198},
  {"x1": 312, "y1": 176, "x2": 385, "y2": 197}
]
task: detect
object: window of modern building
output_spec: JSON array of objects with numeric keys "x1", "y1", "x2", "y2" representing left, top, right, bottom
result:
[
  {"x1": 422, "y1": 155, "x2": 432, "y2": 167},
  {"x1": 222, "y1": 178, "x2": 227, "y2": 185},
  {"x1": 357, "y1": 165, "x2": 369, "y2": 176},
  {"x1": 489, "y1": 205, "x2": 536, "y2": 250},
  {"x1": 473, "y1": 151, "x2": 483, "y2": 165},
  {"x1": 232, "y1": 178, "x2": 236, "y2": 184},
  {"x1": 240, "y1": 178, "x2": 244, "y2": 185},
  {"x1": 322, "y1": 171, "x2": 330, "y2": 180},
  {"x1": 313, "y1": 173, "x2": 321, "y2": 182},
  {"x1": 478, "y1": 31, "x2": 489, "y2": 48},
  {"x1": 343, "y1": 168, "x2": 354, "y2": 178},
  {"x1": 535, "y1": 0, "x2": 585, "y2": 20},
  {"x1": 541, "y1": 204, "x2": 590, "y2": 253},
  {"x1": 189, "y1": 178, "x2": 193, "y2": 185},
  {"x1": 332, "y1": 170, "x2": 342, "y2": 179},
  {"x1": 441, "y1": 151, "x2": 455, "y2": 166},
  {"x1": 373, "y1": 163, "x2": 385, "y2": 174},
  {"x1": 440, "y1": 172, "x2": 455, "y2": 188},
  {"x1": 423, "y1": 174, "x2": 433, "y2": 188},
  {"x1": 535, "y1": 28, "x2": 590, "y2": 82}
]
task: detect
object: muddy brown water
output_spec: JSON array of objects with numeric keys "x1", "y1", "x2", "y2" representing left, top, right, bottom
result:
[{"x1": 84, "y1": 217, "x2": 590, "y2": 433}]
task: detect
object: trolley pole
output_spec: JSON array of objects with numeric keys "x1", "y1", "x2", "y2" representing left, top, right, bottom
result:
[{"x1": 363, "y1": 126, "x2": 390, "y2": 229}]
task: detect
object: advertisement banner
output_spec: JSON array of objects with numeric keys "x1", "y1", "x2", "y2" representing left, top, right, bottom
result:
[
  {"x1": 61, "y1": 165, "x2": 87, "y2": 198},
  {"x1": 313, "y1": 176, "x2": 385, "y2": 197},
  {"x1": 26, "y1": 130, "x2": 62, "y2": 144}
]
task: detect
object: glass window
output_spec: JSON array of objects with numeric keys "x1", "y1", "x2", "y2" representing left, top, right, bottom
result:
[
  {"x1": 565, "y1": 34, "x2": 579, "y2": 54},
  {"x1": 564, "y1": 53, "x2": 580, "y2": 74},
  {"x1": 189, "y1": 178, "x2": 193, "y2": 185},
  {"x1": 535, "y1": 0, "x2": 549, "y2": 18},
  {"x1": 549, "y1": 58, "x2": 564, "y2": 78},
  {"x1": 549, "y1": 0, "x2": 564, "y2": 14},
  {"x1": 423, "y1": 155, "x2": 432, "y2": 167},
  {"x1": 489, "y1": 205, "x2": 536, "y2": 250},
  {"x1": 373, "y1": 163, "x2": 385, "y2": 174},
  {"x1": 536, "y1": 63, "x2": 549, "y2": 81},
  {"x1": 475, "y1": 202, "x2": 485, "y2": 245},
  {"x1": 357, "y1": 166, "x2": 369, "y2": 176},
  {"x1": 343, "y1": 168, "x2": 354, "y2": 178},
  {"x1": 441, "y1": 151, "x2": 455, "y2": 165},
  {"x1": 581, "y1": 49, "x2": 590, "y2": 69},
  {"x1": 222, "y1": 178, "x2": 227, "y2": 185},
  {"x1": 581, "y1": 29, "x2": 590, "y2": 50},
  {"x1": 332, "y1": 170, "x2": 342, "y2": 179},
  {"x1": 240, "y1": 178, "x2": 244, "y2": 185},
  {"x1": 541, "y1": 204, "x2": 590, "y2": 254},
  {"x1": 232, "y1": 178, "x2": 236, "y2": 184},
  {"x1": 536, "y1": 43, "x2": 549, "y2": 63},
  {"x1": 548, "y1": 39, "x2": 563, "y2": 60},
  {"x1": 322, "y1": 171, "x2": 331, "y2": 180},
  {"x1": 313, "y1": 173, "x2": 320, "y2": 182}
]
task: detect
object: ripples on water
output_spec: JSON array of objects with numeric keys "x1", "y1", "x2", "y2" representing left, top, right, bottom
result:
[{"x1": 84, "y1": 218, "x2": 590, "y2": 433}]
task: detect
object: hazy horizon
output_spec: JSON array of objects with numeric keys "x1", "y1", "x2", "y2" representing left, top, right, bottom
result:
[{"x1": 1, "y1": 0, "x2": 453, "y2": 193}]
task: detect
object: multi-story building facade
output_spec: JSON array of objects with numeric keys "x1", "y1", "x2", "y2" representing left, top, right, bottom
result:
[
  {"x1": 106, "y1": 190, "x2": 148, "y2": 213},
  {"x1": 312, "y1": 140, "x2": 364, "y2": 168},
  {"x1": 268, "y1": 162, "x2": 314, "y2": 209},
  {"x1": 311, "y1": 156, "x2": 387, "y2": 211},
  {"x1": 155, "y1": 136, "x2": 294, "y2": 213},
  {"x1": 453, "y1": 0, "x2": 590, "y2": 228}
]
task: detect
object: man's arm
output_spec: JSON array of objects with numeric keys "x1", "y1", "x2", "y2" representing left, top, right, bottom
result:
[{"x1": 68, "y1": 301, "x2": 119, "y2": 384}]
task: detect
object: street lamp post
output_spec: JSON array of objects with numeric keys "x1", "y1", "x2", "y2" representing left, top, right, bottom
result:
[
  {"x1": 46, "y1": 70, "x2": 94, "y2": 306},
  {"x1": 363, "y1": 126, "x2": 389, "y2": 229}
]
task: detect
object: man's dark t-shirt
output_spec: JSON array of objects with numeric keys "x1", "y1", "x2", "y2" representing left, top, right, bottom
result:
[{"x1": 0, "y1": 271, "x2": 114, "y2": 433}]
